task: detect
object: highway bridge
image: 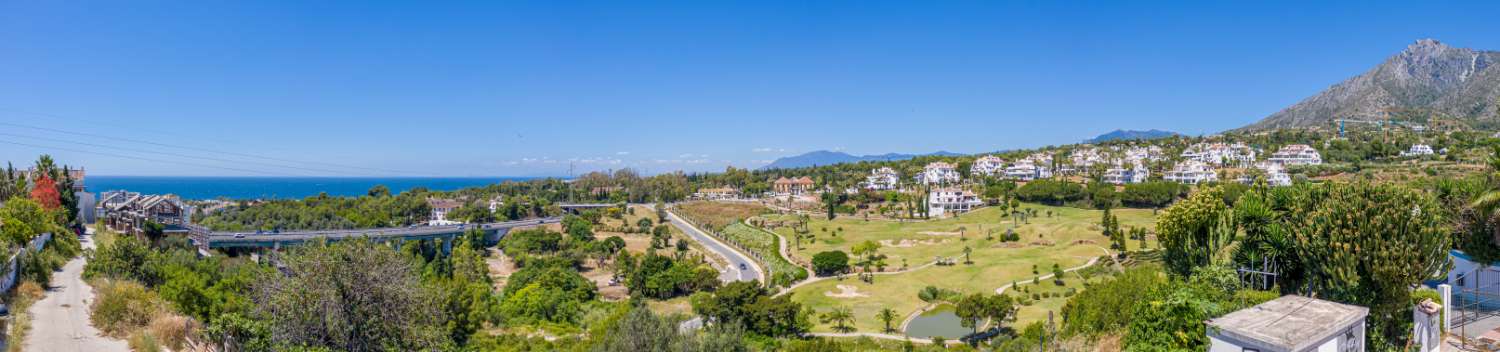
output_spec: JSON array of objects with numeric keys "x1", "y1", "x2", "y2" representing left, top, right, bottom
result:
[{"x1": 191, "y1": 217, "x2": 560, "y2": 251}]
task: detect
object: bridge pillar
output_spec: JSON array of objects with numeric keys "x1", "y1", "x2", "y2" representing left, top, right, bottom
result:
[{"x1": 441, "y1": 235, "x2": 455, "y2": 256}]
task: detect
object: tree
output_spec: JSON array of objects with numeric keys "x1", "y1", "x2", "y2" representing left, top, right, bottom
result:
[
  {"x1": 251, "y1": 240, "x2": 447, "y2": 352},
  {"x1": 690, "y1": 281, "x2": 810, "y2": 337},
  {"x1": 811, "y1": 250, "x2": 850, "y2": 276},
  {"x1": 367, "y1": 185, "x2": 392, "y2": 197},
  {"x1": 1156, "y1": 186, "x2": 1235, "y2": 278},
  {"x1": 878, "y1": 308, "x2": 898, "y2": 333},
  {"x1": 820, "y1": 306, "x2": 855, "y2": 333},
  {"x1": 28, "y1": 173, "x2": 60, "y2": 210},
  {"x1": 962, "y1": 246, "x2": 973, "y2": 264}
]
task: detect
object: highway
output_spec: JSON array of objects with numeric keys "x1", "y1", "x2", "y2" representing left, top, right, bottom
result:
[
  {"x1": 663, "y1": 208, "x2": 763, "y2": 283},
  {"x1": 201, "y1": 217, "x2": 559, "y2": 248}
]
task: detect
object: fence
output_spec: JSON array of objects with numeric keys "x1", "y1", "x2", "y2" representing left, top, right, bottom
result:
[{"x1": 0, "y1": 232, "x2": 54, "y2": 294}]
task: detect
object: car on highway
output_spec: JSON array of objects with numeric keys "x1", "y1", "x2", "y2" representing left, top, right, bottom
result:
[
  {"x1": 233, "y1": 233, "x2": 245, "y2": 238},
  {"x1": 739, "y1": 263, "x2": 748, "y2": 270}
]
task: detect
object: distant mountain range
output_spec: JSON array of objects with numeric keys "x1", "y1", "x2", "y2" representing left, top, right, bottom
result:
[
  {"x1": 1243, "y1": 39, "x2": 1500, "y2": 131},
  {"x1": 1084, "y1": 129, "x2": 1179, "y2": 143},
  {"x1": 759, "y1": 150, "x2": 964, "y2": 170}
]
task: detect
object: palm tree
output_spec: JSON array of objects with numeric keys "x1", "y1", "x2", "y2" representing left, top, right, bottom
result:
[
  {"x1": 1472, "y1": 145, "x2": 1500, "y2": 218},
  {"x1": 963, "y1": 246, "x2": 973, "y2": 264},
  {"x1": 821, "y1": 306, "x2": 856, "y2": 333},
  {"x1": 878, "y1": 308, "x2": 898, "y2": 333}
]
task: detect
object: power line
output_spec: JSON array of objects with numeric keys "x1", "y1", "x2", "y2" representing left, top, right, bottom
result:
[
  {"x1": 0, "y1": 140, "x2": 291, "y2": 176},
  {"x1": 0, "y1": 120, "x2": 423, "y2": 176},
  {"x1": 0, "y1": 132, "x2": 361, "y2": 176}
]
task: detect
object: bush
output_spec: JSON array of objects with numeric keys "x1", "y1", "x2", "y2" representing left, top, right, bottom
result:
[
  {"x1": 91, "y1": 279, "x2": 166, "y2": 337},
  {"x1": 811, "y1": 251, "x2": 850, "y2": 276},
  {"x1": 1015, "y1": 179, "x2": 1085, "y2": 205},
  {"x1": 1120, "y1": 182, "x2": 1186, "y2": 208},
  {"x1": 128, "y1": 331, "x2": 163, "y2": 352},
  {"x1": 147, "y1": 314, "x2": 198, "y2": 351}
]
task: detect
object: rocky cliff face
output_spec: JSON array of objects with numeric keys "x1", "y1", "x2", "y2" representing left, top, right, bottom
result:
[{"x1": 1243, "y1": 39, "x2": 1500, "y2": 130}]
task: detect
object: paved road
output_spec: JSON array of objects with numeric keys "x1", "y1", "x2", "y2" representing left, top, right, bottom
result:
[
  {"x1": 25, "y1": 229, "x2": 129, "y2": 352},
  {"x1": 663, "y1": 209, "x2": 763, "y2": 283}
]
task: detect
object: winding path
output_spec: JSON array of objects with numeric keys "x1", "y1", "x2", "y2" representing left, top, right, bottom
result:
[{"x1": 24, "y1": 228, "x2": 129, "y2": 352}]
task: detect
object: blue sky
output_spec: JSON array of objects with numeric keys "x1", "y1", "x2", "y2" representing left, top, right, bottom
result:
[{"x1": 2, "y1": 1, "x2": 1498, "y2": 177}]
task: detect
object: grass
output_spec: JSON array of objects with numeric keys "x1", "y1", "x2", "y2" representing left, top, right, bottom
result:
[
  {"x1": 5, "y1": 282, "x2": 45, "y2": 352},
  {"x1": 777, "y1": 202, "x2": 1157, "y2": 334},
  {"x1": 674, "y1": 202, "x2": 771, "y2": 232}
]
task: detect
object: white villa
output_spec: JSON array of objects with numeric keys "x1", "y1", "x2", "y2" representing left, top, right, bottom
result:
[
  {"x1": 1004, "y1": 159, "x2": 1052, "y2": 181},
  {"x1": 427, "y1": 198, "x2": 463, "y2": 226},
  {"x1": 1268, "y1": 144, "x2": 1323, "y2": 166},
  {"x1": 1182, "y1": 142, "x2": 1257, "y2": 167},
  {"x1": 1238, "y1": 162, "x2": 1292, "y2": 187},
  {"x1": 865, "y1": 167, "x2": 900, "y2": 190},
  {"x1": 1164, "y1": 160, "x2": 1218, "y2": 184},
  {"x1": 927, "y1": 187, "x2": 983, "y2": 217},
  {"x1": 1124, "y1": 146, "x2": 1165, "y2": 164},
  {"x1": 1070, "y1": 148, "x2": 1108, "y2": 173},
  {"x1": 970, "y1": 155, "x2": 1006, "y2": 177},
  {"x1": 1402, "y1": 144, "x2": 1435, "y2": 157},
  {"x1": 1103, "y1": 162, "x2": 1150, "y2": 185},
  {"x1": 919, "y1": 162, "x2": 961, "y2": 185}
]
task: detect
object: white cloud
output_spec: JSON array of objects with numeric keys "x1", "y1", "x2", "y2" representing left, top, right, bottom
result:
[
  {"x1": 752, "y1": 147, "x2": 788, "y2": 153},
  {"x1": 616, "y1": 151, "x2": 631, "y2": 155}
]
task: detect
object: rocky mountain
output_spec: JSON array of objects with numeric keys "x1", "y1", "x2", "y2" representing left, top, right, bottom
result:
[
  {"x1": 1085, "y1": 129, "x2": 1179, "y2": 143},
  {"x1": 1243, "y1": 39, "x2": 1500, "y2": 130},
  {"x1": 760, "y1": 150, "x2": 963, "y2": 170}
]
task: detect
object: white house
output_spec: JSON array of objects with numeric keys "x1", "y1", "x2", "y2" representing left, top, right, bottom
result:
[
  {"x1": 1182, "y1": 143, "x2": 1257, "y2": 167},
  {"x1": 427, "y1": 198, "x2": 463, "y2": 226},
  {"x1": 1402, "y1": 144, "x2": 1435, "y2": 157},
  {"x1": 919, "y1": 162, "x2": 961, "y2": 185},
  {"x1": 1124, "y1": 146, "x2": 1165, "y2": 164},
  {"x1": 1164, "y1": 160, "x2": 1218, "y2": 185},
  {"x1": 1070, "y1": 148, "x2": 1108, "y2": 173},
  {"x1": 1239, "y1": 162, "x2": 1291, "y2": 187},
  {"x1": 1206, "y1": 296, "x2": 1367, "y2": 352},
  {"x1": 927, "y1": 187, "x2": 982, "y2": 217},
  {"x1": 970, "y1": 156, "x2": 1006, "y2": 177},
  {"x1": 1269, "y1": 144, "x2": 1323, "y2": 166},
  {"x1": 1004, "y1": 159, "x2": 1052, "y2": 181},
  {"x1": 865, "y1": 167, "x2": 900, "y2": 190},
  {"x1": 1103, "y1": 163, "x2": 1149, "y2": 185}
]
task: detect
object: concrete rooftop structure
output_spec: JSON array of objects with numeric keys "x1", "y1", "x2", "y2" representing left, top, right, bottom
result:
[{"x1": 1207, "y1": 295, "x2": 1368, "y2": 352}]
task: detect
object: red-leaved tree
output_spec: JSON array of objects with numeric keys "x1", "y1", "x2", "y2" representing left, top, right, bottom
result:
[{"x1": 30, "y1": 173, "x2": 60, "y2": 210}]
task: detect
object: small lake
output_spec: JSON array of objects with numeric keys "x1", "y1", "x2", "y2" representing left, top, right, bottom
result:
[{"x1": 904, "y1": 304, "x2": 971, "y2": 340}]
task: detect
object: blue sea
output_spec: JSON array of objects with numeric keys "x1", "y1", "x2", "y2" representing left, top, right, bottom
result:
[{"x1": 86, "y1": 176, "x2": 541, "y2": 200}]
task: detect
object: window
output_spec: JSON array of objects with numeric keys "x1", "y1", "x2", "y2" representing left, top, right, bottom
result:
[{"x1": 1459, "y1": 276, "x2": 1467, "y2": 287}]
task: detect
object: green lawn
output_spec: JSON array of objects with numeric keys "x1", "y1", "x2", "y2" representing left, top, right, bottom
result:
[{"x1": 775, "y1": 203, "x2": 1157, "y2": 334}]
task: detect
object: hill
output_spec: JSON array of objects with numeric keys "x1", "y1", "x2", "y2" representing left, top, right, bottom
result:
[
  {"x1": 1243, "y1": 39, "x2": 1500, "y2": 131},
  {"x1": 1084, "y1": 129, "x2": 1179, "y2": 143},
  {"x1": 759, "y1": 150, "x2": 963, "y2": 170}
]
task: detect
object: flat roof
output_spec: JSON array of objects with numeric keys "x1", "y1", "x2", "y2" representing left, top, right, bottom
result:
[{"x1": 1206, "y1": 295, "x2": 1368, "y2": 351}]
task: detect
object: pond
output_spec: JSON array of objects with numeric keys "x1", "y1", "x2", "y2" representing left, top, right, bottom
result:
[{"x1": 904, "y1": 304, "x2": 972, "y2": 340}]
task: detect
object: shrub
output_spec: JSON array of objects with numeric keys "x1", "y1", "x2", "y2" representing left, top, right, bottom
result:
[
  {"x1": 147, "y1": 314, "x2": 199, "y2": 351},
  {"x1": 128, "y1": 331, "x2": 163, "y2": 352},
  {"x1": 91, "y1": 279, "x2": 166, "y2": 337},
  {"x1": 811, "y1": 251, "x2": 850, "y2": 276}
]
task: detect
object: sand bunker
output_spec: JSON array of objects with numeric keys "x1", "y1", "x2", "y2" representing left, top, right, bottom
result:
[
  {"x1": 880, "y1": 238, "x2": 948, "y2": 247},
  {"x1": 1073, "y1": 239, "x2": 1097, "y2": 245},
  {"x1": 824, "y1": 284, "x2": 870, "y2": 298},
  {"x1": 994, "y1": 242, "x2": 1025, "y2": 249},
  {"x1": 1029, "y1": 239, "x2": 1055, "y2": 246},
  {"x1": 917, "y1": 231, "x2": 961, "y2": 236}
]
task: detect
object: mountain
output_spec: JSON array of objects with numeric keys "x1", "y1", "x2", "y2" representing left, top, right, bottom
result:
[
  {"x1": 1085, "y1": 129, "x2": 1179, "y2": 143},
  {"x1": 1243, "y1": 39, "x2": 1500, "y2": 131},
  {"x1": 760, "y1": 150, "x2": 964, "y2": 170}
]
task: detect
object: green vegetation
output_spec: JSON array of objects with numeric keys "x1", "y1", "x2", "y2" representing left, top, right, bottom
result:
[{"x1": 719, "y1": 222, "x2": 807, "y2": 286}]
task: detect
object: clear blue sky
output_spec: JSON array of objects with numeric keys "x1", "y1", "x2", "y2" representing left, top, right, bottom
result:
[{"x1": 2, "y1": 1, "x2": 1497, "y2": 177}]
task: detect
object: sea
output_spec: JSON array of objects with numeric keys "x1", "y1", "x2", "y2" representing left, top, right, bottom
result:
[{"x1": 85, "y1": 176, "x2": 541, "y2": 200}]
